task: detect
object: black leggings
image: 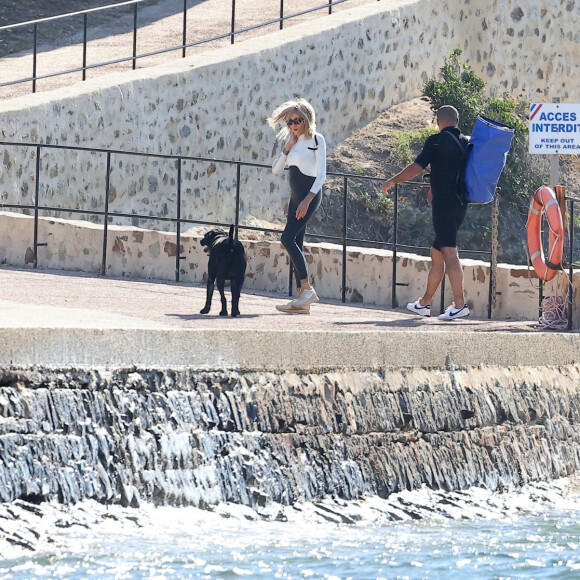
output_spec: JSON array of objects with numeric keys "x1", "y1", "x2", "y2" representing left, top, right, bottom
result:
[{"x1": 280, "y1": 166, "x2": 322, "y2": 286}]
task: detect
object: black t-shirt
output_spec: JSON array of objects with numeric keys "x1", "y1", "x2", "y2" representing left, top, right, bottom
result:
[{"x1": 414, "y1": 126, "x2": 468, "y2": 208}]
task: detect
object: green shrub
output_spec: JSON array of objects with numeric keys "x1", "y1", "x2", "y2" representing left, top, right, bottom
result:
[
  {"x1": 422, "y1": 49, "x2": 486, "y2": 130},
  {"x1": 389, "y1": 127, "x2": 438, "y2": 166}
]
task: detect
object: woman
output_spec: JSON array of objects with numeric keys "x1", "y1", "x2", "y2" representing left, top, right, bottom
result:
[{"x1": 268, "y1": 98, "x2": 326, "y2": 314}]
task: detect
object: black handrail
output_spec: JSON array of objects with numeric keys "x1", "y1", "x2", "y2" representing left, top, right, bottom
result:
[
  {"x1": 0, "y1": 139, "x2": 498, "y2": 317},
  {"x1": 0, "y1": 0, "x2": 377, "y2": 94}
]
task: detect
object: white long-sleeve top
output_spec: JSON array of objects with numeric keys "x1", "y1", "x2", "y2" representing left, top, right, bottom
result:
[{"x1": 272, "y1": 133, "x2": 327, "y2": 195}]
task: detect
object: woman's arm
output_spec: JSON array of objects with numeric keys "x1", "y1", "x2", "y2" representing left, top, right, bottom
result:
[
  {"x1": 272, "y1": 134, "x2": 298, "y2": 175},
  {"x1": 295, "y1": 134, "x2": 326, "y2": 219},
  {"x1": 272, "y1": 148, "x2": 287, "y2": 175},
  {"x1": 309, "y1": 133, "x2": 327, "y2": 195}
]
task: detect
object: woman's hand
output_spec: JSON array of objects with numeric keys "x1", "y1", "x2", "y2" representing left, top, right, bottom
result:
[
  {"x1": 295, "y1": 196, "x2": 311, "y2": 220},
  {"x1": 286, "y1": 134, "x2": 298, "y2": 152}
]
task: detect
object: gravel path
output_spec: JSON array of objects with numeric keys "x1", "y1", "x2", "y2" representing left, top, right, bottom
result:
[{"x1": 0, "y1": 0, "x2": 376, "y2": 100}]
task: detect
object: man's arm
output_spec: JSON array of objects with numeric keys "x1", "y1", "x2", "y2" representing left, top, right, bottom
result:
[{"x1": 381, "y1": 162, "x2": 424, "y2": 194}]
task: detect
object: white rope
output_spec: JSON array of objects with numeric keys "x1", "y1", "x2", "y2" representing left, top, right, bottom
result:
[{"x1": 538, "y1": 295, "x2": 569, "y2": 330}]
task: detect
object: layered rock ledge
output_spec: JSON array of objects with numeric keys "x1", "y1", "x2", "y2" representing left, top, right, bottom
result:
[{"x1": 1, "y1": 365, "x2": 579, "y2": 510}]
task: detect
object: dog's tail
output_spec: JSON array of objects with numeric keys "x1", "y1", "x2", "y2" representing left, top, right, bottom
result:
[{"x1": 228, "y1": 224, "x2": 235, "y2": 250}]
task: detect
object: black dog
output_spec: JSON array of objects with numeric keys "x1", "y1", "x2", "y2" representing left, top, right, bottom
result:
[{"x1": 200, "y1": 225, "x2": 247, "y2": 317}]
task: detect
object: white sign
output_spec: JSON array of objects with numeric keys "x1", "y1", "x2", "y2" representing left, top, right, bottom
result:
[{"x1": 529, "y1": 103, "x2": 580, "y2": 154}]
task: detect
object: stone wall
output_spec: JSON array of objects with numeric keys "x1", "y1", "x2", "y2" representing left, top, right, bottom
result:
[
  {"x1": 1, "y1": 211, "x2": 577, "y2": 322},
  {"x1": 2, "y1": 211, "x2": 576, "y2": 322},
  {"x1": 0, "y1": 0, "x2": 578, "y2": 230},
  {"x1": 1, "y1": 365, "x2": 579, "y2": 508}
]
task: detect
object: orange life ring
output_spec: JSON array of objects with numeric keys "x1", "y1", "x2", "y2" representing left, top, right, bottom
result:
[{"x1": 526, "y1": 185, "x2": 564, "y2": 281}]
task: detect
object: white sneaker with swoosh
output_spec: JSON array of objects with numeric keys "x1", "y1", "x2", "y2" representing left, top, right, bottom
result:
[
  {"x1": 407, "y1": 299, "x2": 431, "y2": 317},
  {"x1": 437, "y1": 303, "x2": 470, "y2": 320}
]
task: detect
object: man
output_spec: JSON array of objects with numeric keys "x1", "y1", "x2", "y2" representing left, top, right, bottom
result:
[{"x1": 381, "y1": 105, "x2": 470, "y2": 321}]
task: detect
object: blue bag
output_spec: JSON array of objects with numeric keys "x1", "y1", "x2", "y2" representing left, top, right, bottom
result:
[{"x1": 461, "y1": 116, "x2": 515, "y2": 204}]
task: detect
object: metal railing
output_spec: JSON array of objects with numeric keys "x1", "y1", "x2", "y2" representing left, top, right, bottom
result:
[
  {"x1": 0, "y1": 0, "x2": 380, "y2": 94},
  {"x1": 0, "y1": 140, "x2": 502, "y2": 317}
]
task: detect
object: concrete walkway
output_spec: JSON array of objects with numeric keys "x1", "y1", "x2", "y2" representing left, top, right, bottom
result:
[{"x1": 1, "y1": 267, "x2": 578, "y2": 370}]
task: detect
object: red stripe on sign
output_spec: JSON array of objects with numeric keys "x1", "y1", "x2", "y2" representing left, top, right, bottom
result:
[{"x1": 530, "y1": 104, "x2": 543, "y2": 121}]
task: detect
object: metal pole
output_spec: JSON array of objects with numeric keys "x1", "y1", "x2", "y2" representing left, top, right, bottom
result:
[
  {"x1": 342, "y1": 176, "x2": 348, "y2": 303},
  {"x1": 231, "y1": 0, "x2": 236, "y2": 44},
  {"x1": 288, "y1": 263, "x2": 293, "y2": 297},
  {"x1": 545, "y1": 98, "x2": 560, "y2": 320},
  {"x1": 82, "y1": 14, "x2": 88, "y2": 81},
  {"x1": 550, "y1": 97, "x2": 561, "y2": 188},
  {"x1": 488, "y1": 195, "x2": 499, "y2": 319},
  {"x1": 32, "y1": 23, "x2": 38, "y2": 93},
  {"x1": 132, "y1": 3, "x2": 138, "y2": 70},
  {"x1": 568, "y1": 198, "x2": 574, "y2": 330},
  {"x1": 101, "y1": 152, "x2": 111, "y2": 276},
  {"x1": 175, "y1": 159, "x2": 182, "y2": 282},
  {"x1": 235, "y1": 163, "x2": 241, "y2": 235},
  {"x1": 329, "y1": 0, "x2": 333, "y2": 15},
  {"x1": 391, "y1": 183, "x2": 398, "y2": 308},
  {"x1": 440, "y1": 277, "x2": 446, "y2": 314},
  {"x1": 33, "y1": 146, "x2": 41, "y2": 268},
  {"x1": 182, "y1": 0, "x2": 187, "y2": 58},
  {"x1": 280, "y1": 0, "x2": 284, "y2": 30}
]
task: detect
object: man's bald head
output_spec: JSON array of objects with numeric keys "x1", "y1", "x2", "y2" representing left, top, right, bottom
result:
[{"x1": 437, "y1": 105, "x2": 459, "y2": 129}]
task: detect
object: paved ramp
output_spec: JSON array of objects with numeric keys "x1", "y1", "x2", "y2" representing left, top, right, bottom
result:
[{"x1": 1, "y1": 267, "x2": 577, "y2": 369}]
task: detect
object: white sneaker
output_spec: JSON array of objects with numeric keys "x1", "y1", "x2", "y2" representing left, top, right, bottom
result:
[
  {"x1": 407, "y1": 299, "x2": 431, "y2": 317},
  {"x1": 437, "y1": 303, "x2": 470, "y2": 321},
  {"x1": 276, "y1": 302, "x2": 310, "y2": 314},
  {"x1": 291, "y1": 288, "x2": 319, "y2": 307}
]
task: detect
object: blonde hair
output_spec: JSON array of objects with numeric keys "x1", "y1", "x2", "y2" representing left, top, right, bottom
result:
[{"x1": 267, "y1": 97, "x2": 317, "y2": 141}]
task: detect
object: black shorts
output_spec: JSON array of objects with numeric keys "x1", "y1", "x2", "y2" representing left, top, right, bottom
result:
[{"x1": 432, "y1": 203, "x2": 467, "y2": 250}]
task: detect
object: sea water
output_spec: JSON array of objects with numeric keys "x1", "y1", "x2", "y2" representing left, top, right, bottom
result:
[{"x1": 1, "y1": 481, "x2": 580, "y2": 580}]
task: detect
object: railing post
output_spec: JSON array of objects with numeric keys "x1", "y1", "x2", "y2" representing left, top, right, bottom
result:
[
  {"x1": 342, "y1": 176, "x2": 348, "y2": 303},
  {"x1": 33, "y1": 146, "x2": 41, "y2": 268},
  {"x1": 235, "y1": 163, "x2": 241, "y2": 234},
  {"x1": 288, "y1": 263, "x2": 294, "y2": 297},
  {"x1": 391, "y1": 183, "x2": 399, "y2": 308},
  {"x1": 488, "y1": 195, "x2": 499, "y2": 319},
  {"x1": 538, "y1": 275, "x2": 544, "y2": 320},
  {"x1": 176, "y1": 158, "x2": 183, "y2": 282},
  {"x1": 32, "y1": 23, "x2": 38, "y2": 93},
  {"x1": 440, "y1": 276, "x2": 446, "y2": 314},
  {"x1": 182, "y1": 0, "x2": 187, "y2": 58},
  {"x1": 101, "y1": 152, "x2": 111, "y2": 276},
  {"x1": 231, "y1": 0, "x2": 236, "y2": 44},
  {"x1": 568, "y1": 198, "x2": 575, "y2": 330},
  {"x1": 329, "y1": 0, "x2": 333, "y2": 15},
  {"x1": 132, "y1": 3, "x2": 138, "y2": 70},
  {"x1": 82, "y1": 14, "x2": 88, "y2": 81},
  {"x1": 280, "y1": 0, "x2": 284, "y2": 30}
]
